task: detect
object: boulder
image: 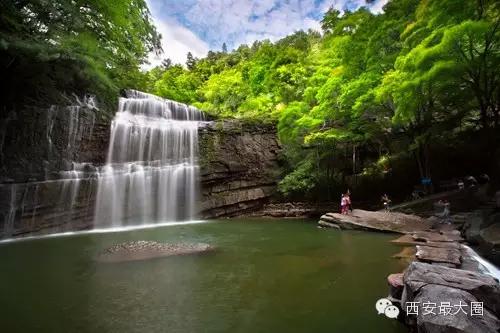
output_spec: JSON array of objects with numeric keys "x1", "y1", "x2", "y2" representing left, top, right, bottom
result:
[
  {"x1": 462, "y1": 212, "x2": 487, "y2": 245},
  {"x1": 486, "y1": 212, "x2": 500, "y2": 228},
  {"x1": 403, "y1": 262, "x2": 500, "y2": 317},
  {"x1": 479, "y1": 223, "x2": 500, "y2": 251},
  {"x1": 410, "y1": 285, "x2": 500, "y2": 333},
  {"x1": 96, "y1": 241, "x2": 215, "y2": 263},
  {"x1": 388, "y1": 273, "x2": 404, "y2": 300},
  {"x1": 478, "y1": 223, "x2": 500, "y2": 266}
]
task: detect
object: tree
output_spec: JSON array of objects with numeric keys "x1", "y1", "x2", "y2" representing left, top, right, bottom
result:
[
  {"x1": 321, "y1": 7, "x2": 341, "y2": 34},
  {"x1": 222, "y1": 42, "x2": 228, "y2": 53},
  {"x1": 146, "y1": 0, "x2": 500, "y2": 200},
  {"x1": 153, "y1": 65, "x2": 202, "y2": 103},
  {"x1": 0, "y1": 0, "x2": 161, "y2": 109},
  {"x1": 186, "y1": 52, "x2": 197, "y2": 70},
  {"x1": 162, "y1": 58, "x2": 173, "y2": 69}
]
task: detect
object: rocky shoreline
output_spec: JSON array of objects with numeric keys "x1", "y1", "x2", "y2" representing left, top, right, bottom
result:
[{"x1": 318, "y1": 208, "x2": 500, "y2": 332}]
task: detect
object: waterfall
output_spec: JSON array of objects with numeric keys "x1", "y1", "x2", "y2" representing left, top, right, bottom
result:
[
  {"x1": 93, "y1": 90, "x2": 204, "y2": 228},
  {"x1": 462, "y1": 245, "x2": 500, "y2": 281},
  {"x1": 1, "y1": 96, "x2": 97, "y2": 239}
]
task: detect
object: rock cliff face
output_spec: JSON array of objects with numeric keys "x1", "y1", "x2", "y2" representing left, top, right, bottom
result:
[
  {"x1": 0, "y1": 98, "x2": 110, "y2": 238},
  {"x1": 0, "y1": 103, "x2": 281, "y2": 239},
  {"x1": 198, "y1": 121, "x2": 281, "y2": 218},
  {"x1": 0, "y1": 97, "x2": 107, "y2": 182}
]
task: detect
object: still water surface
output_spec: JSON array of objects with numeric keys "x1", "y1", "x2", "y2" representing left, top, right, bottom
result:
[{"x1": 0, "y1": 219, "x2": 406, "y2": 333}]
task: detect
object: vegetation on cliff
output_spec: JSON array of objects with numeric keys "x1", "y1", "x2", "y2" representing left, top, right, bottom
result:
[
  {"x1": 147, "y1": 0, "x2": 499, "y2": 200},
  {"x1": 2, "y1": 0, "x2": 499, "y2": 200}
]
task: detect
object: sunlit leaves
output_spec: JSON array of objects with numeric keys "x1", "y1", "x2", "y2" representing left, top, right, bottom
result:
[
  {"x1": 144, "y1": 0, "x2": 499, "y2": 198},
  {"x1": 1, "y1": 0, "x2": 161, "y2": 106}
]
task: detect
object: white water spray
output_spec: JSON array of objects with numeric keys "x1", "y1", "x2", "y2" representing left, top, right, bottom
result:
[
  {"x1": 94, "y1": 90, "x2": 204, "y2": 227},
  {"x1": 462, "y1": 245, "x2": 500, "y2": 282}
]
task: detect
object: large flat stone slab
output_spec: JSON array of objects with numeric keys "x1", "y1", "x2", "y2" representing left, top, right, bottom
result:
[
  {"x1": 416, "y1": 245, "x2": 462, "y2": 266},
  {"x1": 319, "y1": 209, "x2": 431, "y2": 233},
  {"x1": 412, "y1": 230, "x2": 464, "y2": 243},
  {"x1": 391, "y1": 234, "x2": 461, "y2": 249}
]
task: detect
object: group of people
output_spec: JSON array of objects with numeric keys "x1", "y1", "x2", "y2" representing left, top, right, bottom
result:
[{"x1": 340, "y1": 191, "x2": 392, "y2": 214}]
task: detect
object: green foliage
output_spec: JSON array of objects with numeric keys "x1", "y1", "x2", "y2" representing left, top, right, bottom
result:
[
  {"x1": 153, "y1": 65, "x2": 202, "y2": 103},
  {"x1": 144, "y1": 0, "x2": 500, "y2": 200},
  {"x1": 278, "y1": 160, "x2": 318, "y2": 197},
  {"x1": 1, "y1": 0, "x2": 160, "y2": 109},
  {"x1": 3, "y1": 0, "x2": 498, "y2": 199}
]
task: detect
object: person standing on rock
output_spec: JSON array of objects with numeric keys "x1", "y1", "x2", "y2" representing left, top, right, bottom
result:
[
  {"x1": 340, "y1": 193, "x2": 349, "y2": 215},
  {"x1": 442, "y1": 200, "x2": 451, "y2": 224},
  {"x1": 381, "y1": 194, "x2": 391, "y2": 212},
  {"x1": 347, "y1": 189, "x2": 353, "y2": 212}
]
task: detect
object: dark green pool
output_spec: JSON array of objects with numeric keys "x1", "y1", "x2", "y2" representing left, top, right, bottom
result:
[{"x1": 0, "y1": 219, "x2": 407, "y2": 333}]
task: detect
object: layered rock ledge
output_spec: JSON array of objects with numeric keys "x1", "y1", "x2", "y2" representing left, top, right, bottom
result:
[
  {"x1": 319, "y1": 207, "x2": 500, "y2": 332},
  {"x1": 96, "y1": 241, "x2": 215, "y2": 263},
  {"x1": 198, "y1": 120, "x2": 281, "y2": 218},
  {"x1": 0, "y1": 117, "x2": 283, "y2": 239},
  {"x1": 387, "y1": 215, "x2": 499, "y2": 332},
  {"x1": 401, "y1": 262, "x2": 500, "y2": 333}
]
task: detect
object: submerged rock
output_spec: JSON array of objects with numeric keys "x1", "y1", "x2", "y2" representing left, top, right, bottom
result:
[
  {"x1": 96, "y1": 241, "x2": 215, "y2": 263},
  {"x1": 388, "y1": 273, "x2": 404, "y2": 300}
]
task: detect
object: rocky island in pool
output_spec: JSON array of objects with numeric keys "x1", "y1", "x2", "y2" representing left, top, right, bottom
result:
[{"x1": 96, "y1": 241, "x2": 215, "y2": 263}]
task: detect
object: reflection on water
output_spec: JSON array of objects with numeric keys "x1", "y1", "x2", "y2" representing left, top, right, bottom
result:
[{"x1": 0, "y1": 219, "x2": 407, "y2": 333}]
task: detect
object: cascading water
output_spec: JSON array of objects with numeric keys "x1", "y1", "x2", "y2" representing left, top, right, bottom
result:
[
  {"x1": 1, "y1": 96, "x2": 98, "y2": 239},
  {"x1": 94, "y1": 90, "x2": 204, "y2": 227}
]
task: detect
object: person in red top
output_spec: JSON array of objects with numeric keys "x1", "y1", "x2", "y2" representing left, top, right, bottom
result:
[{"x1": 340, "y1": 193, "x2": 351, "y2": 215}]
